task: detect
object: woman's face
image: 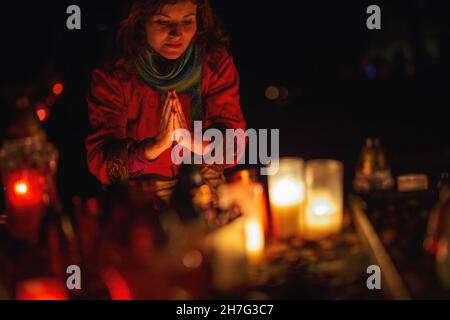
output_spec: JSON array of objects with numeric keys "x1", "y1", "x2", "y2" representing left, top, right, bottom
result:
[{"x1": 146, "y1": 1, "x2": 198, "y2": 60}]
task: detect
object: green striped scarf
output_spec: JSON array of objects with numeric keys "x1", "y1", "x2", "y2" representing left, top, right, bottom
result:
[{"x1": 136, "y1": 44, "x2": 203, "y2": 127}]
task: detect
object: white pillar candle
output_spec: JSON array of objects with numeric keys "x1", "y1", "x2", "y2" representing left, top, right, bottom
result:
[
  {"x1": 304, "y1": 160, "x2": 344, "y2": 240},
  {"x1": 268, "y1": 158, "x2": 305, "y2": 239}
]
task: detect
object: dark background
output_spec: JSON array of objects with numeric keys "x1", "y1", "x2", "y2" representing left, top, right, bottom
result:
[{"x1": 1, "y1": 0, "x2": 449, "y2": 209}]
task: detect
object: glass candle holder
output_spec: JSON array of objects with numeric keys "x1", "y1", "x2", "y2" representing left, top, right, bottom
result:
[
  {"x1": 0, "y1": 108, "x2": 59, "y2": 243},
  {"x1": 268, "y1": 158, "x2": 305, "y2": 239},
  {"x1": 303, "y1": 160, "x2": 344, "y2": 240}
]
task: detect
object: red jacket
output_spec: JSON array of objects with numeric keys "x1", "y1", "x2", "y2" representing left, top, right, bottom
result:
[{"x1": 86, "y1": 48, "x2": 246, "y2": 184}]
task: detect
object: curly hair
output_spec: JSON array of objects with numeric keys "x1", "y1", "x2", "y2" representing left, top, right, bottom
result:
[{"x1": 117, "y1": 0, "x2": 229, "y2": 63}]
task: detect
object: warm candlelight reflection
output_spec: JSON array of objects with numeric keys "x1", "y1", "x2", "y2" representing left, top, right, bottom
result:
[{"x1": 271, "y1": 178, "x2": 304, "y2": 206}]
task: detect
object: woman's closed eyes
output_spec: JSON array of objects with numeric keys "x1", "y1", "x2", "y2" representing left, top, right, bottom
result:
[
  {"x1": 156, "y1": 20, "x2": 171, "y2": 26},
  {"x1": 155, "y1": 20, "x2": 195, "y2": 27}
]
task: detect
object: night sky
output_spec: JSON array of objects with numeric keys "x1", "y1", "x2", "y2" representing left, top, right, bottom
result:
[{"x1": 1, "y1": 0, "x2": 449, "y2": 208}]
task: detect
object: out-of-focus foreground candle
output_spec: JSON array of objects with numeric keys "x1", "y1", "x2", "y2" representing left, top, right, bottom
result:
[
  {"x1": 229, "y1": 169, "x2": 269, "y2": 236},
  {"x1": 0, "y1": 100, "x2": 59, "y2": 243},
  {"x1": 207, "y1": 181, "x2": 267, "y2": 292},
  {"x1": 303, "y1": 160, "x2": 344, "y2": 240},
  {"x1": 2, "y1": 169, "x2": 48, "y2": 241},
  {"x1": 268, "y1": 158, "x2": 305, "y2": 239},
  {"x1": 205, "y1": 218, "x2": 246, "y2": 293},
  {"x1": 244, "y1": 219, "x2": 264, "y2": 265},
  {"x1": 16, "y1": 278, "x2": 69, "y2": 300},
  {"x1": 218, "y1": 182, "x2": 266, "y2": 265}
]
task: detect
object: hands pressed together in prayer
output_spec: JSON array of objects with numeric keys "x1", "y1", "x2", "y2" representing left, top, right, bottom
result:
[
  {"x1": 157, "y1": 90, "x2": 189, "y2": 150},
  {"x1": 145, "y1": 90, "x2": 207, "y2": 161}
]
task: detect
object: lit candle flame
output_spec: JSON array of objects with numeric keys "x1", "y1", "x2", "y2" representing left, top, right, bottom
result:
[
  {"x1": 271, "y1": 178, "x2": 304, "y2": 206},
  {"x1": 14, "y1": 182, "x2": 28, "y2": 195},
  {"x1": 310, "y1": 198, "x2": 335, "y2": 216},
  {"x1": 245, "y1": 221, "x2": 264, "y2": 252}
]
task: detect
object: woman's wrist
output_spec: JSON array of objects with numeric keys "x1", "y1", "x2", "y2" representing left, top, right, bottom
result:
[{"x1": 144, "y1": 138, "x2": 166, "y2": 161}]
